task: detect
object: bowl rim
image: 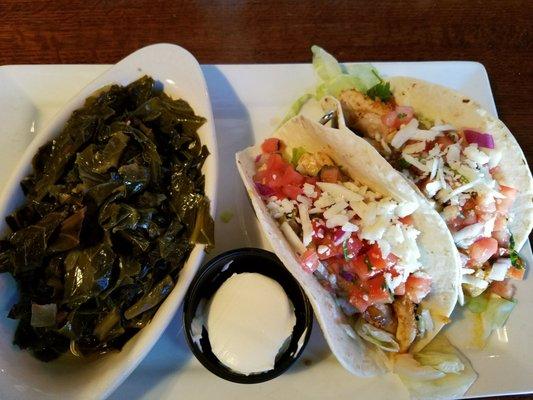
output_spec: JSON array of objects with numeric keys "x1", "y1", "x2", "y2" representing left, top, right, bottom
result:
[
  {"x1": 0, "y1": 43, "x2": 218, "y2": 400},
  {"x1": 183, "y1": 247, "x2": 314, "y2": 384}
]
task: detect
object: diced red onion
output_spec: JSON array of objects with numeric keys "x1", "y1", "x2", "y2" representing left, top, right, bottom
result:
[
  {"x1": 340, "y1": 271, "x2": 354, "y2": 282},
  {"x1": 464, "y1": 129, "x2": 495, "y2": 149},
  {"x1": 255, "y1": 183, "x2": 274, "y2": 196},
  {"x1": 255, "y1": 154, "x2": 262, "y2": 163},
  {"x1": 332, "y1": 228, "x2": 350, "y2": 246}
]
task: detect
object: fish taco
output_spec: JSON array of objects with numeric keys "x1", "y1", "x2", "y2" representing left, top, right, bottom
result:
[
  {"x1": 235, "y1": 104, "x2": 461, "y2": 376},
  {"x1": 339, "y1": 76, "x2": 532, "y2": 311}
]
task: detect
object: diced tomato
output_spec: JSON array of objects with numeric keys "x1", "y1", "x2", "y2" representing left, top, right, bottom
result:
[
  {"x1": 469, "y1": 237, "x2": 498, "y2": 264},
  {"x1": 507, "y1": 266, "x2": 525, "y2": 280},
  {"x1": 349, "y1": 284, "x2": 370, "y2": 313},
  {"x1": 475, "y1": 195, "x2": 497, "y2": 219},
  {"x1": 255, "y1": 153, "x2": 270, "y2": 167},
  {"x1": 367, "y1": 244, "x2": 398, "y2": 270},
  {"x1": 435, "y1": 134, "x2": 454, "y2": 150},
  {"x1": 496, "y1": 185, "x2": 518, "y2": 214},
  {"x1": 315, "y1": 234, "x2": 343, "y2": 260},
  {"x1": 344, "y1": 235, "x2": 364, "y2": 260},
  {"x1": 493, "y1": 215, "x2": 507, "y2": 232},
  {"x1": 395, "y1": 106, "x2": 415, "y2": 126},
  {"x1": 366, "y1": 274, "x2": 393, "y2": 304},
  {"x1": 281, "y1": 184, "x2": 302, "y2": 200},
  {"x1": 319, "y1": 166, "x2": 341, "y2": 183},
  {"x1": 311, "y1": 218, "x2": 326, "y2": 243},
  {"x1": 394, "y1": 282, "x2": 406, "y2": 296},
  {"x1": 463, "y1": 211, "x2": 478, "y2": 226},
  {"x1": 405, "y1": 274, "x2": 432, "y2": 303},
  {"x1": 447, "y1": 216, "x2": 465, "y2": 231},
  {"x1": 305, "y1": 176, "x2": 318, "y2": 186},
  {"x1": 266, "y1": 153, "x2": 288, "y2": 174},
  {"x1": 382, "y1": 106, "x2": 414, "y2": 129},
  {"x1": 347, "y1": 254, "x2": 377, "y2": 281},
  {"x1": 489, "y1": 279, "x2": 515, "y2": 300},
  {"x1": 261, "y1": 138, "x2": 280, "y2": 153},
  {"x1": 462, "y1": 197, "x2": 476, "y2": 213},
  {"x1": 398, "y1": 214, "x2": 414, "y2": 226},
  {"x1": 299, "y1": 248, "x2": 320, "y2": 273},
  {"x1": 492, "y1": 229, "x2": 510, "y2": 247},
  {"x1": 280, "y1": 165, "x2": 305, "y2": 187}
]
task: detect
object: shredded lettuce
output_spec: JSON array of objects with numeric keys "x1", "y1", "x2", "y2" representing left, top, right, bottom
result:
[
  {"x1": 466, "y1": 294, "x2": 489, "y2": 314},
  {"x1": 311, "y1": 45, "x2": 343, "y2": 82},
  {"x1": 355, "y1": 319, "x2": 399, "y2": 352},
  {"x1": 394, "y1": 333, "x2": 477, "y2": 400},
  {"x1": 310, "y1": 46, "x2": 386, "y2": 100},
  {"x1": 345, "y1": 64, "x2": 382, "y2": 89},
  {"x1": 280, "y1": 93, "x2": 313, "y2": 125},
  {"x1": 480, "y1": 295, "x2": 516, "y2": 341},
  {"x1": 291, "y1": 147, "x2": 306, "y2": 166}
]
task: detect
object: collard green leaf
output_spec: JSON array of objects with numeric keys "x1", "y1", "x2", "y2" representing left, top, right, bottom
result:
[
  {"x1": 124, "y1": 275, "x2": 174, "y2": 320},
  {"x1": 49, "y1": 207, "x2": 86, "y2": 252},
  {"x1": 64, "y1": 242, "x2": 115, "y2": 308}
]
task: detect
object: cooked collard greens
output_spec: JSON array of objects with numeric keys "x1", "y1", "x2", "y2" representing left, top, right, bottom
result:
[{"x1": 0, "y1": 76, "x2": 214, "y2": 361}]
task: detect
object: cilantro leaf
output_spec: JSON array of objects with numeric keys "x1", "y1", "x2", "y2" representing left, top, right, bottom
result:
[
  {"x1": 397, "y1": 158, "x2": 411, "y2": 170},
  {"x1": 509, "y1": 234, "x2": 525, "y2": 269},
  {"x1": 366, "y1": 81, "x2": 393, "y2": 102}
]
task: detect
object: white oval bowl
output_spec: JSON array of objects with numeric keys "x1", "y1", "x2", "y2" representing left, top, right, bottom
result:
[{"x1": 0, "y1": 43, "x2": 218, "y2": 400}]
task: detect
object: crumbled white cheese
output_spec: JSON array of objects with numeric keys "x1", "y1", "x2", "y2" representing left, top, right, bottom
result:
[
  {"x1": 316, "y1": 182, "x2": 364, "y2": 203},
  {"x1": 445, "y1": 144, "x2": 461, "y2": 165},
  {"x1": 402, "y1": 154, "x2": 431, "y2": 172},
  {"x1": 453, "y1": 222, "x2": 484, "y2": 248},
  {"x1": 391, "y1": 118, "x2": 420, "y2": 148},
  {"x1": 403, "y1": 141, "x2": 426, "y2": 154},
  {"x1": 395, "y1": 201, "x2": 419, "y2": 217},
  {"x1": 483, "y1": 148, "x2": 502, "y2": 169},
  {"x1": 323, "y1": 200, "x2": 349, "y2": 219},
  {"x1": 488, "y1": 258, "x2": 511, "y2": 281},
  {"x1": 464, "y1": 144, "x2": 490, "y2": 165},
  {"x1": 314, "y1": 192, "x2": 336, "y2": 208},
  {"x1": 341, "y1": 221, "x2": 359, "y2": 232},
  {"x1": 425, "y1": 180, "x2": 442, "y2": 197},
  {"x1": 359, "y1": 216, "x2": 389, "y2": 242},
  {"x1": 266, "y1": 198, "x2": 295, "y2": 218},
  {"x1": 326, "y1": 214, "x2": 349, "y2": 229},
  {"x1": 296, "y1": 195, "x2": 312, "y2": 207},
  {"x1": 298, "y1": 203, "x2": 313, "y2": 246},
  {"x1": 377, "y1": 238, "x2": 391, "y2": 258},
  {"x1": 302, "y1": 183, "x2": 317, "y2": 198}
]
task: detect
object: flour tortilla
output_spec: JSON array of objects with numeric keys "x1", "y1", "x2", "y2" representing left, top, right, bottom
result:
[
  {"x1": 235, "y1": 110, "x2": 461, "y2": 376},
  {"x1": 387, "y1": 77, "x2": 533, "y2": 250}
]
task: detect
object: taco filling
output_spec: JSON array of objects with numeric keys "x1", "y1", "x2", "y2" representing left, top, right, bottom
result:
[
  {"x1": 253, "y1": 138, "x2": 434, "y2": 353},
  {"x1": 339, "y1": 89, "x2": 525, "y2": 301}
]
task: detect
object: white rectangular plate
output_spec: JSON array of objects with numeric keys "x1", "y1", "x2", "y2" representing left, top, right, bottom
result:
[{"x1": 0, "y1": 62, "x2": 531, "y2": 399}]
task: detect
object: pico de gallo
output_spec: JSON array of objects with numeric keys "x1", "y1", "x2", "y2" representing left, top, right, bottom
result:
[
  {"x1": 339, "y1": 89, "x2": 526, "y2": 304},
  {"x1": 253, "y1": 137, "x2": 434, "y2": 353}
]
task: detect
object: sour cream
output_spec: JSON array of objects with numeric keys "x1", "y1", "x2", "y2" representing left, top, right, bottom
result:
[{"x1": 206, "y1": 272, "x2": 296, "y2": 375}]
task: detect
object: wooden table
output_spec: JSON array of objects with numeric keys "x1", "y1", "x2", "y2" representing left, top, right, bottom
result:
[{"x1": 0, "y1": 1, "x2": 531, "y2": 399}]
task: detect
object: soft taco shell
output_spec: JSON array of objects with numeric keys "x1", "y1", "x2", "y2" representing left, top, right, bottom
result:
[
  {"x1": 235, "y1": 113, "x2": 461, "y2": 376},
  {"x1": 387, "y1": 77, "x2": 533, "y2": 250}
]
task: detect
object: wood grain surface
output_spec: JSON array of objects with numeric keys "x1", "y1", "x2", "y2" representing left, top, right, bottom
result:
[{"x1": 0, "y1": 1, "x2": 532, "y2": 399}]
